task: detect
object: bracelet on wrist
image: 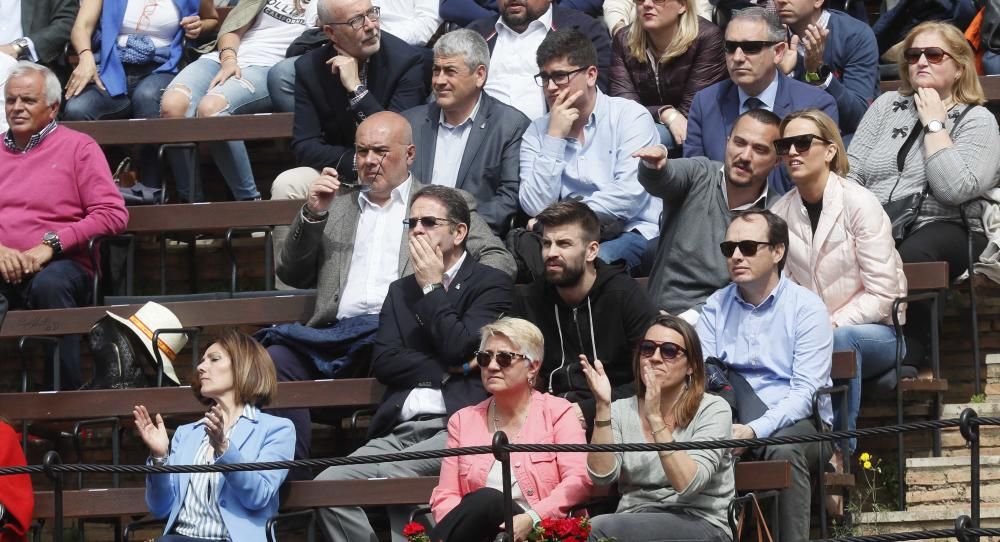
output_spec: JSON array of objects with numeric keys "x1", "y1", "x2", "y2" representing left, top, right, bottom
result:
[
  {"x1": 651, "y1": 424, "x2": 671, "y2": 435},
  {"x1": 594, "y1": 418, "x2": 612, "y2": 428},
  {"x1": 76, "y1": 48, "x2": 92, "y2": 56},
  {"x1": 220, "y1": 46, "x2": 237, "y2": 56}
]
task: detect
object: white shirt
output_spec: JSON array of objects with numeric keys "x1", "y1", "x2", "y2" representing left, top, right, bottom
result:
[
  {"x1": 0, "y1": 0, "x2": 37, "y2": 61},
  {"x1": 119, "y1": 0, "x2": 182, "y2": 48},
  {"x1": 375, "y1": 0, "x2": 441, "y2": 46},
  {"x1": 398, "y1": 251, "x2": 468, "y2": 422},
  {"x1": 430, "y1": 96, "x2": 482, "y2": 188},
  {"x1": 336, "y1": 176, "x2": 413, "y2": 320},
  {"x1": 794, "y1": 10, "x2": 833, "y2": 89},
  {"x1": 202, "y1": 0, "x2": 317, "y2": 68},
  {"x1": 483, "y1": 5, "x2": 553, "y2": 121}
]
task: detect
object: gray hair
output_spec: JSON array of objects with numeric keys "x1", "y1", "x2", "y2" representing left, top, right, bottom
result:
[
  {"x1": 730, "y1": 6, "x2": 785, "y2": 43},
  {"x1": 317, "y1": 0, "x2": 337, "y2": 25},
  {"x1": 433, "y1": 29, "x2": 490, "y2": 73},
  {"x1": 6, "y1": 61, "x2": 61, "y2": 106}
]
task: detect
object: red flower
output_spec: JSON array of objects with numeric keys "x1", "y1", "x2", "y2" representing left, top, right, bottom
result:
[{"x1": 403, "y1": 522, "x2": 426, "y2": 537}]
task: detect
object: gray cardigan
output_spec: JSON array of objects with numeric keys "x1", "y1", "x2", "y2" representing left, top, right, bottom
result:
[
  {"x1": 847, "y1": 91, "x2": 1000, "y2": 230},
  {"x1": 588, "y1": 393, "x2": 735, "y2": 539}
]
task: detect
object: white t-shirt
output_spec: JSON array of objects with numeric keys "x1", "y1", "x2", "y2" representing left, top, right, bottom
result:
[
  {"x1": 203, "y1": 0, "x2": 318, "y2": 67},
  {"x1": 118, "y1": 0, "x2": 182, "y2": 48}
]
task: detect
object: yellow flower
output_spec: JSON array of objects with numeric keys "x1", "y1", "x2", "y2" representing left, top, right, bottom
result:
[
  {"x1": 859, "y1": 452, "x2": 871, "y2": 462},
  {"x1": 863, "y1": 460, "x2": 873, "y2": 470}
]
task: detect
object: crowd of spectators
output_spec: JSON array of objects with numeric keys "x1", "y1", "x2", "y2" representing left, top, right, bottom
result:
[{"x1": 3, "y1": 0, "x2": 1000, "y2": 540}]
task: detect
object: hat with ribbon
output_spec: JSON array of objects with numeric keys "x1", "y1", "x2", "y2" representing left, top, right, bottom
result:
[{"x1": 107, "y1": 302, "x2": 186, "y2": 385}]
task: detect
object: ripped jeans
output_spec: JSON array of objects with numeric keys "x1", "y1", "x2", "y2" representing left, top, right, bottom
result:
[{"x1": 162, "y1": 58, "x2": 269, "y2": 201}]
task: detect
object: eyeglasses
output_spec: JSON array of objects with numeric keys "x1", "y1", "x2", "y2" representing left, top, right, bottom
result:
[
  {"x1": 403, "y1": 216, "x2": 458, "y2": 229},
  {"x1": 902, "y1": 47, "x2": 952, "y2": 65},
  {"x1": 633, "y1": 0, "x2": 670, "y2": 5},
  {"x1": 638, "y1": 340, "x2": 687, "y2": 361},
  {"x1": 724, "y1": 40, "x2": 779, "y2": 55},
  {"x1": 474, "y1": 350, "x2": 529, "y2": 369},
  {"x1": 534, "y1": 66, "x2": 588, "y2": 87},
  {"x1": 773, "y1": 134, "x2": 833, "y2": 156},
  {"x1": 329, "y1": 6, "x2": 381, "y2": 30},
  {"x1": 719, "y1": 240, "x2": 775, "y2": 258}
]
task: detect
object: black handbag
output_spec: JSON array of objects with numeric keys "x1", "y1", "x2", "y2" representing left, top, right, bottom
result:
[{"x1": 80, "y1": 315, "x2": 160, "y2": 390}]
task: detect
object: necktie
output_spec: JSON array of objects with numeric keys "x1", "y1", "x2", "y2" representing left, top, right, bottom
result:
[{"x1": 743, "y1": 97, "x2": 765, "y2": 111}]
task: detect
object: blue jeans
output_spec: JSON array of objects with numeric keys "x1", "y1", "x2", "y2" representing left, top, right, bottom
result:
[
  {"x1": 62, "y1": 66, "x2": 175, "y2": 187},
  {"x1": 598, "y1": 230, "x2": 647, "y2": 272},
  {"x1": 165, "y1": 58, "x2": 269, "y2": 201},
  {"x1": 833, "y1": 324, "x2": 900, "y2": 453},
  {"x1": 266, "y1": 56, "x2": 299, "y2": 113},
  {"x1": 984, "y1": 51, "x2": 1000, "y2": 76},
  {"x1": 654, "y1": 122, "x2": 677, "y2": 149}
]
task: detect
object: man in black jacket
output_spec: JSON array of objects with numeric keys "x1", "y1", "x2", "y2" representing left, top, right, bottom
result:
[
  {"x1": 1, "y1": 0, "x2": 76, "y2": 68},
  {"x1": 313, "y1": 185, "x2": 513, "y2": 542},
  {"x1": 513, "y1": 200, "x2": 656, "y2": 430}
]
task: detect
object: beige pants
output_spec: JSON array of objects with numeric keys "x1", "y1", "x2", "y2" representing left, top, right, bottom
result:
[{"x1": 272, "y1": 167, "x2": 320, "y2": 290}]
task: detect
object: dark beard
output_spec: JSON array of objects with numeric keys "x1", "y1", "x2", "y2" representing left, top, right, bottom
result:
[{"x1": 545, "y1": 260, "x2": 586, "y2": 287}]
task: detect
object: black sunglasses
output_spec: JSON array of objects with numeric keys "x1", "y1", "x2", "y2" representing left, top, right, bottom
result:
[
  {"x1": 724, "y1": 40, "x2": 779, "y2": 55},
  {"x1": 475, "y1": 350, "x2": 529, "y2": 369},
  {"x1": 638, "y1": 340, "x2": 687, "y2": 361},
  {"x1": 403, "y1": 216, "x2": 457, "y2": 229},
  {"x1": 902, "y1": 47, "x2": 952, "y2": 65},
  {"x1": 719, "y1": 240, "x2": 775, "y2": 258},
  {"x1": 774, "y1": 134, "x2": 833, "y2": 156}
]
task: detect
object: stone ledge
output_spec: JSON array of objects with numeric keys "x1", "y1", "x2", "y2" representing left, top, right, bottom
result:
[
  {"x1": 908, "y1": 455, "x2": 1000, "y2": 468},
  {"x1": 942, "y1": 402, "x2": 1000, "y2": 417},
  {"x1": 855, "y1": 504, "x2": 1000, "y2": 541}
]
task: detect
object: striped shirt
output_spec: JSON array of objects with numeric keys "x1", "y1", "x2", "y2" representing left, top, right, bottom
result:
[
  {"x1": 3, "y1": 120, "x2": 57, "y2": 153},
  {"x1": 172, "y1": 404, "x2": 258, "y2": 540}
]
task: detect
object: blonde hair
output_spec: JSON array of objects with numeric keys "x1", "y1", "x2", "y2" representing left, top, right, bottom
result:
[
  {"x1": 626, "y1": 0, "x2": 700, "y2": 65},
  {"x1": 780, "y1": 109, "x2": 849, "y2": 176},
  {"x1": 479, "y1": 318, "x2": 544, "y2": 363},
  {"x1": 896, "y1": 21, "x2": 985, "y2": 105},
  {"x1": 192, "y1": 329, "x2": 278, "y2": 408}
]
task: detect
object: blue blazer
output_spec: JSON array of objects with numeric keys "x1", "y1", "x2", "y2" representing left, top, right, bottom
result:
[
  {"x1": 145, "y1": 411, "x2": 295, "y2": 542},
  {"x1": 791, "y1": 10, "x2": 879, "y2": 138},
  {"x1": 684, "y1": 72, "x2": 839, "y2": 194}
]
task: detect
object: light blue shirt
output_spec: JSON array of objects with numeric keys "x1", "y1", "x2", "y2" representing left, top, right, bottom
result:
[
  {"x1": 431, "y1": 96, "x2": 482, "y2": 188},
  {"x1": 696, "y1": 275, "x2": 833, "y2": 438},
  {"x1": 518, "y1": 91, "x2": 661, "y2": 239},
  {"x1": 737, "y1": 75, "x2": 780, "y2": 113}
]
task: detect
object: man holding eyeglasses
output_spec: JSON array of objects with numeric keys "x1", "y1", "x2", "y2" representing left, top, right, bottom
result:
[
  {"x1": 519, "y1": 29, "x2": 660, "y2": 273},
  {"x1": 684, "y1": 6, "x2": 837, "y2": 194},
  {"x1": 312, "y1": 184, "x2": 513, "y2": 542},
  {"x1": 696, "y1": 209, "x2": 833, "y2": 542}
]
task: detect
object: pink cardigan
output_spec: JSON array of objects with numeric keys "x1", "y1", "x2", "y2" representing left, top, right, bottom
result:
[{"x1": 430, "y1": 391, "x2": 592, "y2": 522}]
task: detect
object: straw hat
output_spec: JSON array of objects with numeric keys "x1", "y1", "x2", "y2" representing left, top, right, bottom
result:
[{"x1": 107, "y1": 302, "x2": 186, "y2": 385}]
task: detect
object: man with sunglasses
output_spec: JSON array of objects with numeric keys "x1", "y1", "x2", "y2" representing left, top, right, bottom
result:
[
  {"x1": 312, "y1": 184, "x2": 514, "y2": 542},
  {"x1": 696, "y1": 210, "x2": 833, "y2": 542},
  {"x1": 774, "y1": 0, "x2": 878, "y2": 140},
  {"x1": 684, "y1": 6, "x2": 837, "y2": 194},
  {"x1": 519, "y1": 29, "x2": 660, "y2": 273}
]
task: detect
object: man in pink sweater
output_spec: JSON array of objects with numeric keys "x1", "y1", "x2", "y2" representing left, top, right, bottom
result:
[{"x1": 0, "y1": 61, "x2": 128, "y2": 390}]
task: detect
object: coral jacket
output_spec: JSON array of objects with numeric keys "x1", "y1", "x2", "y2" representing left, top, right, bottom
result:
[{"x1": 0, "y1": 422, "x2": 33, "y2": 542}]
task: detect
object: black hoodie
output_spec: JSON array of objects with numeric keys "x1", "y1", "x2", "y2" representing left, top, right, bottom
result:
[{"x1": 513, "y1": 261, "x2": 657, "y2": 427}]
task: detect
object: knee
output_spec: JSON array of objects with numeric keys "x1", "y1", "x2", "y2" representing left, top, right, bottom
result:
[
  {"x1": 131, "y1": 84, "x2": 165, "y2": 119},
  {"x1": 765, "y1": 443, "x2": 808, "y2": 466},
  {"x1": 160, "y1": 86, "x2": 191, "y2": 118},
  {"x1": 463, "y1": 487, "x2": 505, "y2": 508},
  {"x1": 26, "y1": 266, "x2": 83, "y2": 309},
  {"x1": 271, "y1": 167, "x2": 319, "y2": 199},
  {"x1": 196, "y1": 94, "x2": 229, "y2": 118},
  {"x1": 61, "y1": 98, "x2": 93, "y2": 121},
  {"x1": 267, "y1": 345, "x2": 306, "y2": 382},
  {"x1": 587, "y1": 514, "x2": 615, "y2": 539},
  {"x1": 267, "y1": 58, "x2": 296, "y2": 92}
]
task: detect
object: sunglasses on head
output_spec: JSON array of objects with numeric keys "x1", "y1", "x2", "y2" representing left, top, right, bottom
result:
[
  {"x1": 724, "y1": 40, "x2": 779, "y2": 55},
  {"x1": 638, "y1": 340, "x2": 687, "y2": 361},
  {"x1": 902, "y1": 47, "x2": 952, "y2": 65},
  {"x1": 719, "y1": 240, "x2": 775, "y2": 258},
  {"x1": 403, "y1": 216, "x2": 457, "y2": 229},
  {"x1": 773, "y1": 134, "x2": 833, "y2": 156},
  {"x1": 474, "y1": 350, "x2": 529, "y2": 369}
]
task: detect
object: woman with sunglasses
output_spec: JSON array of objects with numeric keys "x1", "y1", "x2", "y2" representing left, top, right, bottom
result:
[
  {"x1": 429, "y1": 318, "x2": 592, "y2": 542},
  {"x1": 581, "y1": 314, "x2": 734, "y2": 542},
  {"x1": 847, "y1": 21, "x2": 1000, "y2": 371},
  {"x1": 608, "y1": 0, "x2": 725, "y2": 148},
  {"x1": 771, "y1": 109, "x2": 906, "y2": 502}
]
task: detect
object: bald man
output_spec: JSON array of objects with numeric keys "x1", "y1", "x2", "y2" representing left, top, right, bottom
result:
[{"x1": 264, "y1": 111, "x2": 515, "y2": 464}]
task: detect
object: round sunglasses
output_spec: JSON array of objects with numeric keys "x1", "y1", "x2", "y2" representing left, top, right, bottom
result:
[
  {"x1": 638, "y1": 340, "x2": 687, "y2": 361},
  {"x1": 474, "y1": 350, "x2": 529, "y2": 369}
]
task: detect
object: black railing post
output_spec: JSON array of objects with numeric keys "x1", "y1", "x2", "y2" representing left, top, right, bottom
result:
[
  {"x1": 43, "y1": 451, "x2": 64, "y2": 542},
  {"x1": 960, "y1": 408, "x2": 980, "y2": 532},
  {"x1": 956, "y1": 514, "x2": 974, "y2": 542},
  {"x1": 492, "y1": 431, "x2": 513, "y2": 542}
]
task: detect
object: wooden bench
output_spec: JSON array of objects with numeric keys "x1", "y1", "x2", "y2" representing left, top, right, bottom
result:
[
  {"x1": 880, "y1": 75, "x2": 1000, "y2": 102},
  {"x1": 61, "y1": 114, "x2": 294, "y2": 146}
]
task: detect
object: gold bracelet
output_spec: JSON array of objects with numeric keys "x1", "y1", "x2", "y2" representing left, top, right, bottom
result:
[
  {"x1": 594, "y1": 418, "x2": 612, "y2": 428},
  {"x1": 651, "y1": 424, "x2": 671, "y2": 435}
]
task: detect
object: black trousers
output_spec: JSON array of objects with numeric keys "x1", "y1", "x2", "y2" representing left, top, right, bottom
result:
[{"x1": 429, "y1": 487, "x2": 525, "y2": 542}]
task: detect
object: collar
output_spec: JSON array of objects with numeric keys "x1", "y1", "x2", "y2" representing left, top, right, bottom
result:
[
  {"x1": 719, "y1": 165, "x2": 770, "y2": 210},
  {"x1": 737, "y1": 74, "x2": 779, "y2": 112},
  {"x1": 495, "y1": 4, "x2": 553, "y2": 34},
  {"x1": 3, "y1": 120, "x2": 57, "y2": 153},
  {"x1": 574, "y1": 90, "x2": 605, "y2": 136},
  {"x1": 794, "y1": 10, "x2": 830, "y2": 55},
  {"x1": 358, "y1": 174, "x2": 413, "y2": 210},
  {"x1": 438, "y1": 94, "x2": 483, "y2": 129},
  {"x1": 240, "y1": 403, "x2": 259, "y2": 422},
  {"x1": 734, "y1": 273, "x2": 787, "y2": 310},
  {"x1": 443, "y1": 250, "x2": 468, "y2": 289}
]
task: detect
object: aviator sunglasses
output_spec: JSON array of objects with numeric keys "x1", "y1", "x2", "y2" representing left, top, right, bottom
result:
[{"x1": 474, "y1": 350, "x2": 530, "y2": 369}]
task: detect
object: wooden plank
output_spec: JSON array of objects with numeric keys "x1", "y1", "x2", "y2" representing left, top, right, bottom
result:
[
  {"x1": 124, "y1": 200, "x2": 305, "y2": 233},
  {"x1": 735, "y1": 460, "x2": 792, "y2": 491},
  {"x1": 831, "y1": 351, "x2": 857, "y2": 380},
  {"x1": 823, "y1": 472, "x2": 857, "y2": 488},
  {"x1": 35, "y1": 488, "x2": 148, "y2": 519},
  {"x1": 0, "y1": 379, "x2": 384, "y2": 422},
  {"x1": 280, "y1": 477, "x2": 439, "y2": 509},
  {"x1": 0, "y1": 295, "x2": 315, "y2": 338},
  {"x1": 899, "y1": 379, "x2": 949, "y2": 392},
  {"x1": 61, "y1": 114, "x2": 294, "y2": 146},
  {"x1": 880, "y1": 75, "x2": 1000, "y2": 101},
  {"x1": 903, "y1": 262, "x2": 950, "y2": 291}
]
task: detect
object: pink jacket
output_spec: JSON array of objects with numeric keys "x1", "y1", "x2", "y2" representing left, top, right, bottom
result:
[
  {"x1": 430, "y1": 391, "x2": 592, "y2": 522},
  {"x1": 771, "y1": 172, "x2": 907, "y2": 327}
]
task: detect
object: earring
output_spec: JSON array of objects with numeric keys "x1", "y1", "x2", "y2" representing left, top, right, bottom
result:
[{"x1": 684, "y1": 374, "x2": 692, "y2": 390}]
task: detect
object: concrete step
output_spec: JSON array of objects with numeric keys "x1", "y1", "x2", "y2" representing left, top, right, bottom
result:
[
  {"x1": 855, "y1": 504, "x2": 1000, "y2": 541},
  {"x1": 905, "y1": 455, "x2": 1000, "y2": 509}
]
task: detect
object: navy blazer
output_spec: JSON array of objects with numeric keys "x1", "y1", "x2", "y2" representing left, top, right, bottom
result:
[
  {"x1": 684, "y1": 72, "x2": 839, "y2": 194},
  {"x1": 402, "y1": 92, "x2": 531, "y2": 235},
  {"x1": 790, "y1": 9, "x2": 879, "y2": 138},
  {"x1": 145, "y1": 412, "x2": 295, "y2": 542},
  {"x1": 291, "y1": 33, "x2": 427, "y2": 174},
  {"x1": 467, "y1": 6, "x2": 612, "y2": 92},
  {"x1": 442, "y1": 0, "x2": 603, "y2": 27},
  {"x1": 368, "y1": 256, "x2": 513, "y2": 438}
]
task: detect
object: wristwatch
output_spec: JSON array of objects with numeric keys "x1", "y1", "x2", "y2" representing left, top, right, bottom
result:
[
  {"x1": 805, "y1": 65, "x2": 830, "y2": 85},
  {"x1": 924, "y1": 120, "x2": 946, "y2": 134},
  {"x1": 349, "y1": 84, "x2": 367, "y2": 98},
  {"x1": 11, "y1": 38, "x2": 28, "y2": 59},
  {"x1": 421, "y1": 282, "x2": 443, "y2": 295},
  {"x1": 42, "y1": 231, "x2": 62, "y2": 255}
]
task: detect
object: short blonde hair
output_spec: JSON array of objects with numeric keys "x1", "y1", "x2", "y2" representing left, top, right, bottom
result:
[
  {"x1": 192, "y1": 329, "x2": 278, "y2": 408},
  {"x1": 780, "y1": 109, "x2": 849, "y2": 176},
  {"x1": 896, "y1": 21, "x2": 985, "y2": 105},
  {"x1": 479, "y1": 318, "x2": 544, "y2": 362},
  {"x1": 626, "y1": 0, "x2": 700, "y2": 65}
]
